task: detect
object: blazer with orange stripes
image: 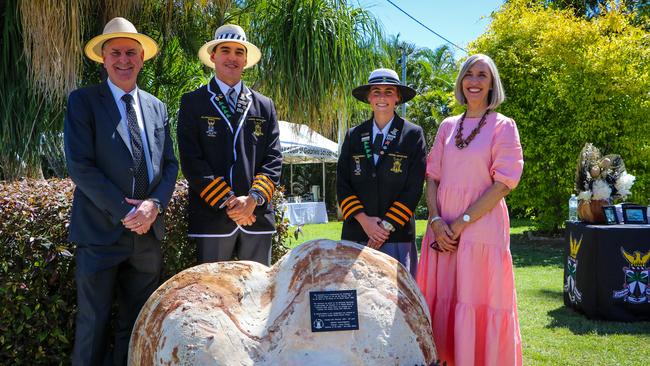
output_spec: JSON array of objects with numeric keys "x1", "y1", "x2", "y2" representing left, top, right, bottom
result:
[
  {"x1": 336, "y1": 114, "x2": 426, "y2": 243},
  {"x1": 177, "y1": 78, "x2": 282, "y2": 235}
]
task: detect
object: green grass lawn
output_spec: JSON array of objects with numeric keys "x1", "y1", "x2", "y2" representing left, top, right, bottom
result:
[{"x1": 285, "y1": 219, "x2": 650, "y2": 365}]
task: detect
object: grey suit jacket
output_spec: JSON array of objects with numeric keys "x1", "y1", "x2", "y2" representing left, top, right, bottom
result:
[{"x1": 64, "y1": 81, "x2": 178, "y2": 245}]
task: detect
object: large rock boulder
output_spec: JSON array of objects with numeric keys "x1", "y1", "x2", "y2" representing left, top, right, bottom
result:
[{"x1": 129, "y1": 239, "x2": 436, "y2": 365}]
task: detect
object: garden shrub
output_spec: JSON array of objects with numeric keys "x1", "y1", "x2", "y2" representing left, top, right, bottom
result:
[
  {"x1": 0, "y1": 178, "x2": 290, "y2": 364},
  {"x1": 471, "y1": 1, "x2": 650, "y2": 230},
  {"x1": 0, "y1": 180, "x2": 75, "y2": 364}
]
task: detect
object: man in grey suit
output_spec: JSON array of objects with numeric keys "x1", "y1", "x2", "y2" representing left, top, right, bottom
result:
[{"x1": 64, "y1": 17, "x2": 178, "y2": 365}]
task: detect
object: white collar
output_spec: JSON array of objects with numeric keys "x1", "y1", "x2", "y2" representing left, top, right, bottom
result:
[
  {"x1": 106, "y1": 77, "x2": 139, "y2": 104},
  {"x1": 372, "y1": 116, "x2": 394, "y2": 137},
  {"x1": 214, "y1": 77, "x2": 242, "y2": 97}
]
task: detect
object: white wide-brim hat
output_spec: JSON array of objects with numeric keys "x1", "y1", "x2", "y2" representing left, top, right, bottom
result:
[
  {"x1": 198, "y1": 24, "x2": 261, "y2": 69},
  {"x1": 84, "y1": 17, "x2": 158, "y2": 63},
  {"x1": 352, "y1": 68, "x2": 417, "y2": 104}
]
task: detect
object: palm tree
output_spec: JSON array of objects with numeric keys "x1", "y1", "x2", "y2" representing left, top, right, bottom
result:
[
  {"x1": 2, "y1": 0, "x2": 381, "y2": 178},
  {"x1": 0, "y1": 0, "x2": 83, "y2": 180},
  {"x1": 247, "y1": 0, "x2": 383, "y2": 137},
  {"x1": 1, "y1": 0, "x2": 229, "y2": 180},
  {"x1": 406, "y1": 45, "x2": 457, "y2": 144},
  {"x1": 374, "y1": 32, "x2": 457, "y2": 143},
  {"x1": 378, "y1": 33, "x2": 417, "y2": 70}
]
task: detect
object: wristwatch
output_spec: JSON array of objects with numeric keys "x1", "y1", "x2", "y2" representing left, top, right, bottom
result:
[
  {"x1": 430, "y1": 216, "x2": 442, "y2": 224},
  {"x1": 250, "y1": 190, "x2": 266, "y2": 206},
  {"x1": 381, "y1": 220, "x2": 395, "y2": 232},
  {"x1": 147, "y1": 198, "x2": 163, "y2": 214},
  {"x1": 462, "y1": 213, "x2": 471, "y2": 223}
]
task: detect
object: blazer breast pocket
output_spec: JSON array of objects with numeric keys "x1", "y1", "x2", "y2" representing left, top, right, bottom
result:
[
  {"x1": 387, "y1": 152, "x2": 408, "y2": 175},
  {"x1": 246, "y1": 116, "x2": 266, "y2": 144}
]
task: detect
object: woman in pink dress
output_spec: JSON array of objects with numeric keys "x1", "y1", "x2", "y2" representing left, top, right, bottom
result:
[{"x1": 416, "y1": 54, "x2": 524, "y2": 366}]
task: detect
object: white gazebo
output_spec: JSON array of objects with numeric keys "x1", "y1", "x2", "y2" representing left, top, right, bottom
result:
[
  {"x1": 279, "y1": 120, "x2": 338, "y2": 225},
  {"x1": 279, "y1": 120, "x2": 338, "y2": 197}
]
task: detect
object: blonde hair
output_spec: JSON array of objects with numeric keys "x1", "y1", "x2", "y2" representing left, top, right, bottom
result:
[{"x1": 454, "y1": 54, "x2": 505, "y2": 110}]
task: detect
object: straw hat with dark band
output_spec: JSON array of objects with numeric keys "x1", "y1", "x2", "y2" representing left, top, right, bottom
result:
[
  {"x1": 352, "y1": 68, "x2": 417, "y2": 104},
  {"x1": 84, "y1": 17, "x2": 158, "y2": 63},
  {"x1": 198, "y1": 24, "x2": 261, "y2": 69}
]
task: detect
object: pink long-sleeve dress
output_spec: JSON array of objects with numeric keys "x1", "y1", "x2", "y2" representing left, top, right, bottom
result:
[{"x1": 416, "y1": 112, "x2": 524, "y2": 366}]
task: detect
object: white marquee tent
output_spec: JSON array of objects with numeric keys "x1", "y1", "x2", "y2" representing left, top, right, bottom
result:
[{"x1": 279, "y1": 120, "x2": 339, "y2": 202}]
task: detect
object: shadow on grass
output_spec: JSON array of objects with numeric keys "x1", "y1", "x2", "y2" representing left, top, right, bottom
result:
[
  {"x1": 546, "y1": 305, "x2": 650, "y2": 335},
  {"x1": 534, "y1": 288, "x2": 564, "y2": 300},
  {"x1": 511, "y1": 234, "x2": 564, "y2": 268},
  {"x1": 416, "y1": 230, "x2": 566, "y2": 269}
]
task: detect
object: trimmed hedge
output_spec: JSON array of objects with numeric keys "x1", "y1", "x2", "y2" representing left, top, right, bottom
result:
[{"x1": 0, "y1": 178, "x2": 289, "y2": 364}]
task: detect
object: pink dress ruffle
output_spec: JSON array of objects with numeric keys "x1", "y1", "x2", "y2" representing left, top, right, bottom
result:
[{"x1": 416, "y1": 112, "x2": 524, "y2": 366}]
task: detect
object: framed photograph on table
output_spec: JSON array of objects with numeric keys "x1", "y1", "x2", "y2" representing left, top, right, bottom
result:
[
  {"x1": 622, "y1": 205, "x2": 648, "y2": 224},
  {"x1": 602, "y1": 206, "x2": 619, "y2": 224}
]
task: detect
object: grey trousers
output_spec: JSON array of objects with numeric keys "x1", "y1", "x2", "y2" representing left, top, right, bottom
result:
[
  {"x1": 196, "y1": 230, "x2": 272, "y2": 265},
  {"x1": 360, "y1": 240, "x2": 418, "y2": 278}
]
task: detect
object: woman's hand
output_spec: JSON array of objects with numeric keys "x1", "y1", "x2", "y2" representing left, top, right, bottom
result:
[
  {"x1": 424, "y1": 178, "x2": 457, "y2": 252},
  {"x1": 449, "y1": 217, "x2": 470, "y2": 241},
  {"x1": 430, "y1": 218, "x2": 457, "y2": 252},
  {"x1": 356, "y1": 213, "x2": 390, "y2": 244}
]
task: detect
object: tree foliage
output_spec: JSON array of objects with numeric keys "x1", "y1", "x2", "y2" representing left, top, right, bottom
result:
[
  {"x1": 472, "y1": 0, "x2": 650, "y2": 230},
  {"x1": 372, "y1": 34, "x2": 458, "y2": 145},
  {"x1": 0, "y1": 0, "x2": 384, "y2": 179},
  {"x1": 524, "y1": 0, "x2": 649, "y2": 19},
  {"x1": 249, "y1": 0, "x2": 381, "y2": 135},
  {"x1": 0, "y1": 0, "x2": 61, "y2": 181},
  {"x1": 405, "y1": 45, "x2": 457, "y2": 145}
]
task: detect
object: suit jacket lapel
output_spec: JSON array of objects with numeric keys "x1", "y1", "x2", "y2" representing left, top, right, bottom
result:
[
  {"x1": 232, "y1": 85, "x2": 252, "y2": 127},
  {"x1": 358, "y1": 119, "x2": 375, "y2": 172},
  {"x1": 139, "y1": 91, "x2": 160, "y2": 178},
  {"x1": 99, "y1": 81, "x2": 130, "y2": 155},
  {"x1": 207, "y1": 77, "x2": 235, "y2": 134}
]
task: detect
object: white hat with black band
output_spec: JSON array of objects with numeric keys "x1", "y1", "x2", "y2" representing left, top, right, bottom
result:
[
  {"x1": 198, "y1": 24, "x2": 261, "y2": 69},
  {"x1": 352, "y1": 68, "x2": 417, "y2": 104}
]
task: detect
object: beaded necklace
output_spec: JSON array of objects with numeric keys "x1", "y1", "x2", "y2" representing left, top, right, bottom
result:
[{"x1": 455, "y1": 109, "x2": 490, "y2": 149}]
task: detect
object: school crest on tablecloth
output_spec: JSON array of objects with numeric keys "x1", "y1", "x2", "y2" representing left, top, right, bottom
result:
[
  {"x1": 564, "y1": 233, "x2": 583, "y2": 304},
  {"x1": 612, "y1": 247, "x2": 650, "y2": 304}
]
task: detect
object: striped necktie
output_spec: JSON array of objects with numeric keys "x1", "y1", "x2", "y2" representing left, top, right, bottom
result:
[
  {"x1": 227, "y1": 88, "x2": 237, "y2": 112},
  {"x1": 121, "y1": 93, "x2": 148, "y2": 199}
]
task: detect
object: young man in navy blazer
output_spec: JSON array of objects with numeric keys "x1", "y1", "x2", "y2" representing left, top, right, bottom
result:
[
  {"x1": 64, "y1": 17, "x2": 178, "y2": 365},
  {"x1": 177, "y1": 24, "x2": 282, "y2": 265}
]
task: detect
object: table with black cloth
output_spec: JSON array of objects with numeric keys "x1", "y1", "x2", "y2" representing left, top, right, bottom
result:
[{"x1": 564, "y1": 222, "x2": 650, "y2": 321}]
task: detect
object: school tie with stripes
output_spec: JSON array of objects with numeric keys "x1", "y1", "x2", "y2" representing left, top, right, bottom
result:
[
  {"x1": 227, "y1": 88, "x2": 237, "y2": 113},
  {"x1": 121, "y1": 93, "x2": 148, "y2": 199}
]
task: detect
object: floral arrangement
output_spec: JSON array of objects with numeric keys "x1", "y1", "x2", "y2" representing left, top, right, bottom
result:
[{"x1": 575, "y1": 143, "x2": 635, "y2": 202}]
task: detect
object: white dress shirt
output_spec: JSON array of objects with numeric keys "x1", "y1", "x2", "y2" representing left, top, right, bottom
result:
[{"x1": 215, "y1": 77, "x2": 242, "y2": 101}]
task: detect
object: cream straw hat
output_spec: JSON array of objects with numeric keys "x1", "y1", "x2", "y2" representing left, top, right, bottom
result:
[{"x1": 84, "y1": 17, "x2": 158, "y2": 63}]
